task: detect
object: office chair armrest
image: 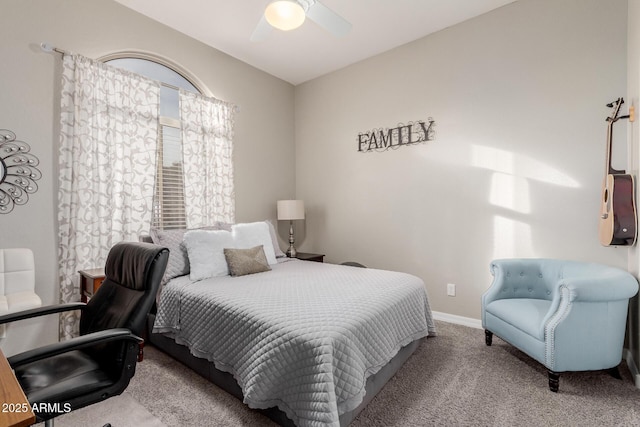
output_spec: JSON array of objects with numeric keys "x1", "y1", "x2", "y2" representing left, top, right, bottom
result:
[
  {"x1": 8, "y1": 328, "x2": 143, "y2": 368},
  {"x1": 0, "y1": 302, "x2": 86, "y2": 326}
]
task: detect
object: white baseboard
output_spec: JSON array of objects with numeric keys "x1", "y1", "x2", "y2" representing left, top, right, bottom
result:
[
  {"x1": 432, "y1": 311, "x2": 482, "y2": 329},
  {"x1": 623, "y1": 349, "x2": 640, "y2": 389}
]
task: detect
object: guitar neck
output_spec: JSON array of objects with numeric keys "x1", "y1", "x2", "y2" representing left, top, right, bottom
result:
[{"x1": 606, "y1": 118, "x2": 625, "y2": 175}]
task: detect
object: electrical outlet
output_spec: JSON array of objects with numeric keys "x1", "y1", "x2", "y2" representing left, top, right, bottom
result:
[{"x1": 447, "y1": 283, "x2": 456, "y2": 297}]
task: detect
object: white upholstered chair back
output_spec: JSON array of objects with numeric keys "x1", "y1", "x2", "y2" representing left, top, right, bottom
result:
[{"x1": 0, "y1": 249, "x2": 42, "y2": 337}]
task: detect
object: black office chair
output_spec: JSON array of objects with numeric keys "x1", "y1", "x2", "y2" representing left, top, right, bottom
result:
[{"x1": 0, "y1": 242, "x2": 169, "y2": 426}]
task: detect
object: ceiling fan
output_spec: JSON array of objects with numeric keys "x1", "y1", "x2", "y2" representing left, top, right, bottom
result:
[{"x1": 251, "y1": 0, "x2": 352, "y2": 42}]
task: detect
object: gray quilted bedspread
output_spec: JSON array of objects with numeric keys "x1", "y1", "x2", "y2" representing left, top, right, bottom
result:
[{"x1": 153, "y1": 259, "x2": 436, "y2": 426}]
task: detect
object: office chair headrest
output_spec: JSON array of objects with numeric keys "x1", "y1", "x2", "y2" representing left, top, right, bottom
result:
[{"x1": 105, "y1": 242, "x2": 166, "y2": 291}]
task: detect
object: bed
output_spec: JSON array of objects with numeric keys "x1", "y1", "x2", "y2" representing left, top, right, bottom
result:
[{"x1": 144, "y1": 223, "x2": 436, "y2": 426}]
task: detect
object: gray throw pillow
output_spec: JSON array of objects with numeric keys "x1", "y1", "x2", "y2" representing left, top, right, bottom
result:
[
  {"x1": 224, "y1": 245, "x2": 272, "y2": 277},
  {"x1": 150, "y1": 228, "x2": 191, "y2": 284}
]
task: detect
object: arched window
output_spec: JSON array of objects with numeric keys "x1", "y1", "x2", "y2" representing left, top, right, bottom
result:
[{"x1": 105, "y1": 56, "x2": 201, "y2": 229}]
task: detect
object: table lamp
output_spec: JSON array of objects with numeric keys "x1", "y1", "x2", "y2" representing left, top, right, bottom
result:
[{"x1": 277, "y1": 200, "x2": 305, "y2": 257}]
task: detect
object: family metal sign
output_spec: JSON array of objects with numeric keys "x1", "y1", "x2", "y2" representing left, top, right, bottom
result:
[{"x1": 357, "y1": 118, "x2": 435, "y2": 153}]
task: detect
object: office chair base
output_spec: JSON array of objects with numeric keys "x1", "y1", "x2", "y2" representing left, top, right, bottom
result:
[{"x1": 42, "y1": 418, "x2": 112, "y2": 426}]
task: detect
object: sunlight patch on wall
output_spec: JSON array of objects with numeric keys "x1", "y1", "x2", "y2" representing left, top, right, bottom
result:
[
  {"x1": 493, "y1": 215, "x2": 534, "y2": 259},
  {"x1": 469, "y1": 144, "x2": 579, "y2": 258},
  {"x1": 471, "y1": 145, "x2": 580, "y2": 188},
  {"x1": 490, "y1": 172, "x2": 530, "y2": 214}
]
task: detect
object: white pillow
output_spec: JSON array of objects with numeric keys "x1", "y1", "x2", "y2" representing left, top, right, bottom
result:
[
  {"x1": 184, "y1": 222, "x2": 279, "y2": 281},
  {"x1": 232, "y1": 222, "x2": 278, "y2": 265},
  {"x1": 265, "y1": 219, "x2": 286, "y2": 258},
  {"x1": 183, "y1": 229, "x2": 234, "y2": 280}
]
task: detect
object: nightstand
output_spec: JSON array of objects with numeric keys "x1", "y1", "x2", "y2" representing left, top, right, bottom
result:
[
  {"x1": 294, "y1": 252, "x2": 325, "y2": 263},
  {"x1": 79, "y1": 268, "x2": 105, "y2": 303}
]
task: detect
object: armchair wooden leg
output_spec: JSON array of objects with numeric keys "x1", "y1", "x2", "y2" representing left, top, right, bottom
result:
[
  {"x1": 485, "y1": 330, "x2": 493, "y2": 346},
  {"x1": 548, "y1": 371, "x2": 560, "y2": 392},
  {"x1": 608, "y1": 366, "x2": 622, "y2": 380}
]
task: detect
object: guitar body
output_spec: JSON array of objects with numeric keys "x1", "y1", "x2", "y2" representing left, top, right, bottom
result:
[
  {"x1": 599, "y1": 173, "x2": 637, "y2": 246},
  {"x1": 598, "y1": 98, "x2": 637, "y2": 246}
]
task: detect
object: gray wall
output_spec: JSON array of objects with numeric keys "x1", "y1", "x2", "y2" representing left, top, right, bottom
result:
[
  {"x1": 294, "y1": 0, "x2": 629, "y2": 320},
  {"x1": 0, "y1": 0, "x2": 296, "y2": 355},
  {"x1": 1, "y1": 0, "x2": 636, "y2": 367}
]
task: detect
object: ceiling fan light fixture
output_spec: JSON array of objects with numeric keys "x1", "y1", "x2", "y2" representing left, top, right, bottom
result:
[{"x1": 265, "y1": 1, "x2": 306, "y2": 31}]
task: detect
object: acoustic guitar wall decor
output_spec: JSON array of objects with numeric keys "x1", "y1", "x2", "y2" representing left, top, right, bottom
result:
[{"x1": 598, "y1": 98, "x2": 636, "y2": 246}]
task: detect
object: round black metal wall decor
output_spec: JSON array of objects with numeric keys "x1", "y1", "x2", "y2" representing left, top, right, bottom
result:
[{"x1": 0, "y1": 129, "x2": 42, "y2": 214}]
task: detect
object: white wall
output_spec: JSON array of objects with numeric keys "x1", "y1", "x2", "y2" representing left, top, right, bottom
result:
[
  {"x1": 627, "y1": 0, "x2": 640, "y2": 382},
  {"x1": 294, "y1": 0, "x2": 629, "y2": 319},
  {"x1": 0, "y1": 0, "x2": 296, "y2": 355}
]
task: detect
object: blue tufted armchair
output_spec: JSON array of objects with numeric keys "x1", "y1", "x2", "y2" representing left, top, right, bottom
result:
[{"x1": 482, "y1": 258, "x2": 638, "y2": 392}]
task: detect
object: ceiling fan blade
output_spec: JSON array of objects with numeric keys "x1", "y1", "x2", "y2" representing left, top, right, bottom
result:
[
  {"x1": 250, "y1": 15, "x2": 273, "y2": 42},
  {"x1": 306, "y1": 1, "x2": 352, "y2": 37}
]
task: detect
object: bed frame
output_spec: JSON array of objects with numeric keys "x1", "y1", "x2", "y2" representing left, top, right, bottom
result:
[{"x1": 146, "y1": 313, "x2": 423, "y2": 426}]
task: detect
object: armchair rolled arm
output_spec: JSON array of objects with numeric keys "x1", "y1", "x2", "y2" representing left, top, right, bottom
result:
[
  {"x1": 485, "y1": 259, "x2": 639, "y2": 304},
  {"x1": 8, "y1": 328, "x2": 143, "y2": 368},
  {"x1": 559, "y1": 274, "x2": 638, "y2": 302},
  {"x1": 0, "y1": 302, "x2": 86, "y2": 326}
]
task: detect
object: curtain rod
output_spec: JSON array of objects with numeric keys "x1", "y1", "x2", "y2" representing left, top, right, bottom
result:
[
  {"x1": 40, "y1": 42, "x2": 66, "y2": 55},
  {"x1": 40, "y1": 43, "x2": 179, "y2": 91},
  {"x1": 39, "y1": 42, "x2": 240, "y2": 112}
]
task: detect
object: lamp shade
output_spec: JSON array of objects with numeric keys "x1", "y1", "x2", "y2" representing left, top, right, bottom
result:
[
  {"x1": 265, "y1": 1, "x2": 306, "y2": 31},
  {"x1": 277, "y1": 200, "x2": 305, "y2": 220}
]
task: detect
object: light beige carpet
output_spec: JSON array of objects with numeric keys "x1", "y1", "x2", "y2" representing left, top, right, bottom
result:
[
  {"x1": 35, "y1": 321, "x2": 640, "y2": 426},
  {"x1": 34, "y1": 392, "x2": 165, "y2": 427},
  {"x1": 128, "y1": 321, "x2": 640, "y2": 426}
]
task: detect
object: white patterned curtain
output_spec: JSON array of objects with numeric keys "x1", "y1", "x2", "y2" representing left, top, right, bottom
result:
[
  {"x1": 58, "y1": 54, "x2": 160, "y2": 340},
  {"x1": 180, "y1": 90, "x2": 236, "y2": 227}
]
